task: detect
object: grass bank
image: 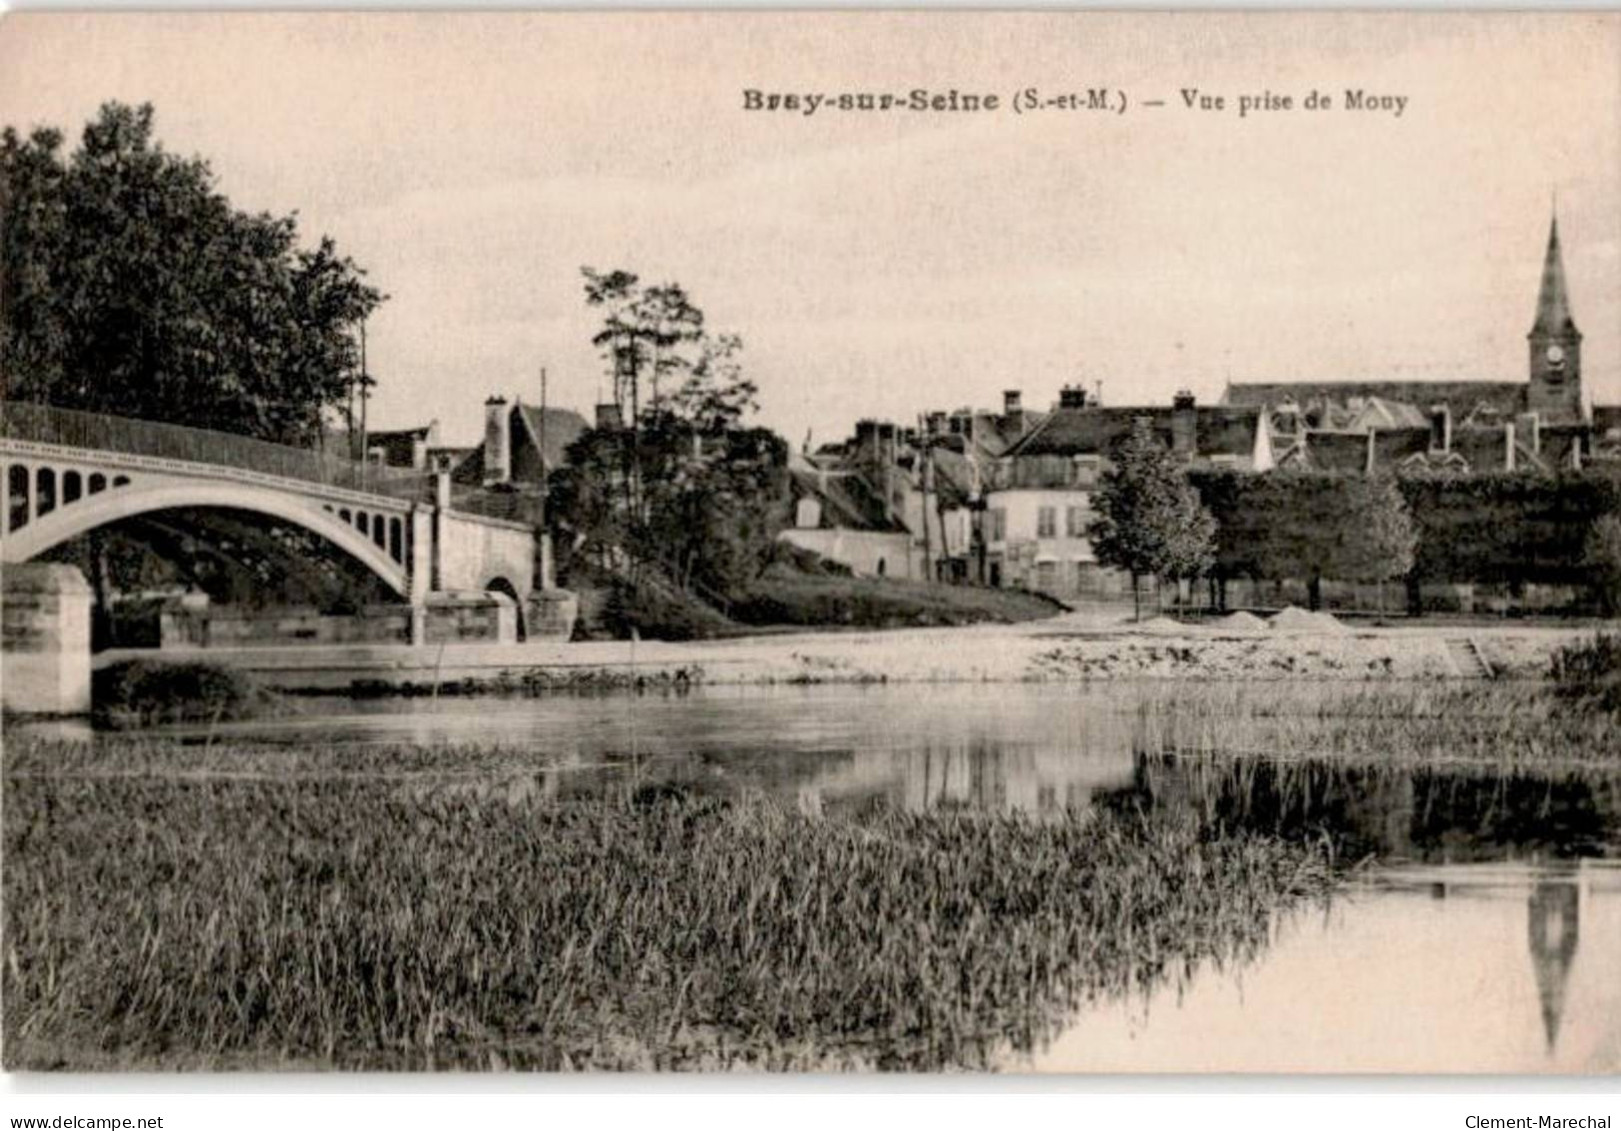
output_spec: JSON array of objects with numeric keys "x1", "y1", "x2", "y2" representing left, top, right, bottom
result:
[
  {"x1": 732, "y1": 570, "x2": 1062, "y2": 632},
  {"x1": 3, "y1": 740, "x2": 1333, "y2": 1071},
  {"x1": 570, "y1": 561, "x2": 1062, "y2": 641},
  {"x1": 91, "y1": 659, "x2": 280, "y2": 727}
]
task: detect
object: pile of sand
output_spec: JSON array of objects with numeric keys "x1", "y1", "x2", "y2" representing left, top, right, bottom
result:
[
  {"x1": 1267, "y1": 606, "x2": 1349, "y2": 634},
  {"x1": 1206, "y1": 611, "x2": 1268, "y2": 635}
]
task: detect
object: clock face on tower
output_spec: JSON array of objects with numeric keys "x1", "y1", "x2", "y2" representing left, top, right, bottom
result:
[{"x1": 1546, "y1": 344, "x2": 1566, "y2": 366}]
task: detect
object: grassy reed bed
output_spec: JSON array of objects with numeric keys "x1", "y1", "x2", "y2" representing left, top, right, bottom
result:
[
  {"x1": 1123, "y1": 680, "x2": 1621, "y2": 769},
  {"x1": 3, "y1": 742, "x2": 1333, "y2": 1072}
]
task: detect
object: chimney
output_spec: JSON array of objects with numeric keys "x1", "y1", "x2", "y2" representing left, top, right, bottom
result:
[
  {"x1": 483, "y1": 396, "x2": 510, "y2": 486},
  {"x1": 1003, "y1": 389, "x2": 1024, "y2": 432},
  {"x1": 1429, "y1": 404, "x2": 1452, "y2": 453},
  {"x1": 410, "y1": 433, "x2": 429, "y2": 470},
  {"x1": 1515, "y1": 411, "x2": 1541, "y2": 455},
  {"x1": 875, "y1": 422, "x2": 898, "y2": 523},
  {"x1": 1059, "y1": 384, "x2": 1087, "y2": 410},
  {"x1": 595, "y1": 402, "x2": 623, "y2": 430},
  {"x1": 854, "y1": 419, "x2": 881, "y2": 465},
  {"x1": 1171, "y1": 390, "x2": 1197, "y2": 459}
]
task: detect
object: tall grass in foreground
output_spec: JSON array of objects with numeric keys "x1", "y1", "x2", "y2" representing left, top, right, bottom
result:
[{"x1": 3, "y1": 757, "x2": 1332, "y2": 1071}]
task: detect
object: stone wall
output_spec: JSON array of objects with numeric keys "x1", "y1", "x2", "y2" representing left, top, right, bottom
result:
[
  {"x1": 161, "y1": 601, "x2": 415, "y2": 648},
  {"x1": 424, "y1": 590, "x2": 516, "y2": 644},
  {"x1": 159, "y1": 592, "x2": 520, "y2": 648},
  {"x1": 437, "y1": 512, "x2": 535, "y2": 595},
  {"x1": 2, "y1": 563, "x2": 92, "y2": 714},
  {"x1": 525, "y1": 589, "x2": 578, "y2": 642}
]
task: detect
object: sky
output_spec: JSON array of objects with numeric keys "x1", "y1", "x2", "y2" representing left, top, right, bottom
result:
[{"x1": 1, "y1": 11, "x2": 1618, "y2": 448}]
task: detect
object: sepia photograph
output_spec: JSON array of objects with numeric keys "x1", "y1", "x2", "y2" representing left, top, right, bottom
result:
[{"x1": 1, "y1": 9, "x2": 1619, "y2": 1082}]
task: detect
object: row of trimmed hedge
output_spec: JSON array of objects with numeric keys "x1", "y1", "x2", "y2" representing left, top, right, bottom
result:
[{"x1": 1191, "y1": 468, "x2": 1621, "y2": 592}]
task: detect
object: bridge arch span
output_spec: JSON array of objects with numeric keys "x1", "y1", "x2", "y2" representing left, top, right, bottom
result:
[{"x1": 2, "y1": 480, "x2": 411, "y2": 597}]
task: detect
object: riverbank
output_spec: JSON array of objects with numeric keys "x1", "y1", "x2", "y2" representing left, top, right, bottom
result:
[{"x1": 92, "y1": 610, "x2": 1607, "y2": 694}]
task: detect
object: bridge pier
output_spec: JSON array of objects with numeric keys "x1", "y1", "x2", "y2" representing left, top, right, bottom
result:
[{"x1": 2, "y1": 563, "x2": 93, "y2": 715}]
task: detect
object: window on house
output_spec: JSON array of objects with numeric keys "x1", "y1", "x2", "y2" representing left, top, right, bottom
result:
[
  {"x1": 1065, "y1": 504, "x2": 1088, "y2": 538},
  {"x1": 1035, "y1": 561, "x2": 1057, "y2": 591},
  {"x1": 1037, "y1": 506, "x2": 1056, "y2": 539}
]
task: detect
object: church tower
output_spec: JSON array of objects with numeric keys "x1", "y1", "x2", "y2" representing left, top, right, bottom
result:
[{"x1": 1527, "y1": 214, "x2": 1584, "y2": 421}]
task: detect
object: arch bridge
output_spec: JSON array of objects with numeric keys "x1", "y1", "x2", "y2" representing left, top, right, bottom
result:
[{"x1": 1, "y1": 403, "x2": 540, "y2": 629}]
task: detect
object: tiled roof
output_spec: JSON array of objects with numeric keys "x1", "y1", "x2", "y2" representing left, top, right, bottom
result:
[
  {"x1": 1371, "y1": 426, "x2": 1433, "y2": 468},
  {"x1": 514, "y1": 403, "x2": 590, "y2": 473},
  {"x1": 364, "y1": 423, "x2": 436, "y2": 468},
  {"x1": 1299, "y1": 431, "x2": 1371, "y2": 474},
  {"x1": 928, "y1": 448, "x2": 977, "y2": 509},
  {"x1": 1224, "y1": 380, "x2": 1527, "y2": 424},
  {"x1": 789, "y1": 465, "x2": 908, "y2": 533},
  {"x1": 1004, "y1": 405, "x2": 1262, "y2": 461}
]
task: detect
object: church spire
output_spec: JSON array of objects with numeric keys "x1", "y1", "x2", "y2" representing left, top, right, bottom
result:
[{"x1": 1531, "y1": 213, "x2": 1578, "y2": 338}]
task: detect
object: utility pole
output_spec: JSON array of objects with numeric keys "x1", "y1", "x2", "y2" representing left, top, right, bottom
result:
[
  {"x1": 916, "y1": 413, "x2": 933, "y2": 581},
  {"x1": 538, "y1": 366, "x2": 548, "y2": 502},
  {"x1": 358, "y1": 320, "x2": 372, "y2": 486}
]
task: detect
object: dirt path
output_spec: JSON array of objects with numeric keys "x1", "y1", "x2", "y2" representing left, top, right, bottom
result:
[{"x1": 102, "y1": 612, "x2": 1604, "y2": 691}]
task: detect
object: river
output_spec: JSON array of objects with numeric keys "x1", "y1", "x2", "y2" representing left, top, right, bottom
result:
[{"x1": 29, "y1": 682, "x2": 1621, "y2": 1073}]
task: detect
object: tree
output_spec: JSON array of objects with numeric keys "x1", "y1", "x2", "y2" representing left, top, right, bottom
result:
[
  {"x1": 1087, "y1": 418, "x2": 1217, "y2": 620},
  {"x1": 580, "y1": 268, "x2": 704, "y2": 426},
  {"x1": 551, "y1": 270, "x2": 786, "y2": 623},
  {"x1": 1585, "y1": 513, "x2": 1621, "y2": 617},
  {"x1": 1, "y1": 102, "x2": 383, "y2": 446},
  {"x1": 1339, "y1": 474, "x2": 1418, "y2": 616}
]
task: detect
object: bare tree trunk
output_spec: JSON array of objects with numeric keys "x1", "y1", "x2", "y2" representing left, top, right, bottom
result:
[{"x1": 1131, "y1": 574, "x2": 1141, "y2": 622}]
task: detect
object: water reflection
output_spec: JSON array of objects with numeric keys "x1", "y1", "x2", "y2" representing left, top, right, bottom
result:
[
  {"x1": 1119, "y1": 754, "x2": 1621, "y2": 863},
  {"x1": 1528, "y1": 876, "x2": 1580, "y2": 1053},
  {"x1": 1022, "y1": 859, "x2": 1621, "y2": 1073},
  {"x1": 22, "y1": 683, "x2": 1621, "y2": 1071}
]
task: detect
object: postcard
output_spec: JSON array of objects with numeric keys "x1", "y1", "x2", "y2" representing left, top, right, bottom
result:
[{"x1": 1, "y1": 11, "x2": 1618, "y2": 1076}]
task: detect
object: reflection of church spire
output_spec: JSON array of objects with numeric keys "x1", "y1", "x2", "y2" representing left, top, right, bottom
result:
[{"x1": 1526, "y1": 878, "x2": 1580, "y2": 1053}]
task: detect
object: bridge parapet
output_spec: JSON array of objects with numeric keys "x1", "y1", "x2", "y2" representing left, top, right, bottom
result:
[{"x1": 1, "y1": 402, "x2": 426, "y2": 500}]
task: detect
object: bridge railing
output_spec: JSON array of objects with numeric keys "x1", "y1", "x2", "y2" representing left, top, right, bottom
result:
[{"x1": 0, "y1": 402, "x2": 429, "y2": 501}]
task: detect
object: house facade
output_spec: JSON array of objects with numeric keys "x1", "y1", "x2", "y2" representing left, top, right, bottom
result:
[
  {"x1": 982, "y1": 387, "x2": 1272, "y2": 599},
  {"x1": 781, "y1": 392, "x2": 1043, "y2": 580}
]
